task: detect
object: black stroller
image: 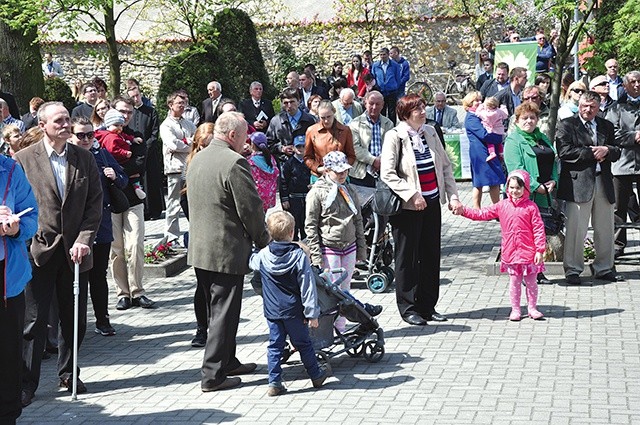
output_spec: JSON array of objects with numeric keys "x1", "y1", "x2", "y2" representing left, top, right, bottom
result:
[
  {"x1": 352, "y1": 185, "x2": 395, "y2": 293},
  {"x1": 307, "y1": 268, "x2": 385, "y2": 363}
]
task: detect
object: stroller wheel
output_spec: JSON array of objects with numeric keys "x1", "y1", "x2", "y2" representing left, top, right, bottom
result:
[
  {"x1": 346, "y1": 338, "x2": 364, "y2": 357},
  {"x1": 316, "y1": 351, "x2": 330, "y2": 365},
  {"x1": 367, "y1": 273, "x2": 388, "y2": 294},
  {"x1": 381, "y1": 266, "x2": 395, "y2": 285},
  {"x1": 363, "y1": 340, "x2": 385, "y2": 363}
]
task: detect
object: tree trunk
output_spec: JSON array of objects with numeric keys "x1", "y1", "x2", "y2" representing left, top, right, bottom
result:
[
  {"x1": 0, "y1": 20, "x2": 44, "y2": 115},
  {"x1": 547, "y1": 9, "x2": 573, "y2": 143},
  {"x1": 103, "y1": 3, "x2": 122, "y2": 98}
]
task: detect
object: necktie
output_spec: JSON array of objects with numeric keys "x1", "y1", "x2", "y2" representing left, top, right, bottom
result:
[
  {"x1": 436, "y1": 110, "x2": 443, "y2": 126},
  {"x1": 584, "y1": 121, "x2": 595, "y2": 143}
]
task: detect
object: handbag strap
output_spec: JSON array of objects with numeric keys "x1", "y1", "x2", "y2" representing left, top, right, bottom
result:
[
  {"x1": 2, "y1": 161, "x2": 17, "y2": 205},
  {"x1": 533, "y1": 183, "x2": 553, "y2": 205}
]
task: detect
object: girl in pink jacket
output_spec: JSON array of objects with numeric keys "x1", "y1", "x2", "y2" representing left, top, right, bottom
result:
[{"x1": 457, "y1": 170, "x2": 546, "y2": 321}]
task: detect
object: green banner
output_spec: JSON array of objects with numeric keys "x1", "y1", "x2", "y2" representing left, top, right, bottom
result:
[
  {"x1": 443, "y1": 132, "x2": 471, "y2": 180},
  {"x1": 494, "y1": 41, "x2": 538, "y2": 85}
]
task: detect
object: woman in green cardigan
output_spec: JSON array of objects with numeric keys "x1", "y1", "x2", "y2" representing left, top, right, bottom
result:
[{"x1": 504, "y1": 101, "x2": 559, "y2": 285}]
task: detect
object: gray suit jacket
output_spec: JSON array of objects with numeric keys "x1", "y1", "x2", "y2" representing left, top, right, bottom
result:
[
  {"x1": 426, "y1": 105, "x2": 460, "y2": 128},
  {"x1": 14, "y1": 140, "x2": 103, "y2": 272},
  {"x1": 186, "y1": 138, "x2": 270, "y2": 274},
  {"x1": 555, "y1": 115, "x2": 621, "y2": 204},
  {"x1": 348, "y1": 114, "x2": 394, "y2": 179}
]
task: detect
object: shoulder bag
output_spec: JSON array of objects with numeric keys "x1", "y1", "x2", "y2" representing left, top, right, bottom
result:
[
  {"x1": 536, "y1": 185, "x2": 564, "y2": 236},
  {"x1": 372, "y1": 136, "x2": 403, "y2": 217}
]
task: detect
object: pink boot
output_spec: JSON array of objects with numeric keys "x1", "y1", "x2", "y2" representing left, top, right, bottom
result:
[
  {"x1": 525, "y1": 275, "x2": 544, "y2": 320},
  {"x1": 509, "y1": 278, "x2": 522, "y2": 321}
]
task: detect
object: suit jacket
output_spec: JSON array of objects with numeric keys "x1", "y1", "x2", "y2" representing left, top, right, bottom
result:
[
  {"x1": 332, "y1": 99, "x2": 363, "y2": 125},
  {"x1": 21, "y1": 112, "x2": 39, "y2": 130},
  {"x1": 238, "y1": 98, "x2": 275, "y2": 126},
  {"x1": 298, "y1": 86, "x2": 329, "y2": 107},
  {"x1": 348, "y1": 113, "x2": 394, "y2": 179},
  {"x1": 426, "y1": 105, "x2": 460, "y2": 128},
  {"x1": 186, "y1": 138, "x2": 270, "y2": 274},
  {"x1": 555, "y1": 115, "x2": 621, "y2": 204},
  {"x1": 495, "y1": 86, "x2": 519, "y2": 117},
  {"x1": 71, "y1": 102, "x2": 94, "y2": 120},
  {"x1": 199, "y1": 96, "x2": 221, "y2": 125},
  {"x1": 14, "y1": 141, "x2": 103, "y2": 272}
]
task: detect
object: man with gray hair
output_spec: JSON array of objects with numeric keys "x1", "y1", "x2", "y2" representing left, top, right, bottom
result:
[
  {"x1": 238, "y1": 81, "x2": 275, "y2": 131},
  {"x1": 199, "y1": 81, "x2": 222, "y2": 125},
  {"x1": 187, "y1": 111, "x2": 270, "y2": 391},
  {"x1": 426, "y1": 92, "x2": 460, "y2": 129},
  {"x1": 607, "y1": 70, "x2": 640, "y2": 256},
  {"x1": 1, "y1": 99, "x2": 25, "y2": 133},
  {"x1": 349, "y1": 91, "x2": 394, "y2": 187},
  {"x1": 332, "y1": 88, "x2": 363, "y2": 125}
]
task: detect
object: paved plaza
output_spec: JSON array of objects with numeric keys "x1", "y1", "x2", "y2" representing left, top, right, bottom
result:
[{"x1": 18, "y1": 182, "x2": 640, "y2": 424}]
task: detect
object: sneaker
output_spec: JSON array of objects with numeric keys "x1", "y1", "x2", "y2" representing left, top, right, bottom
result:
[
  {"x1": 267, "y1": 383, "x2": 287, "y2": 397},
  {"x1": 95, "y1": 321, "x2": 116, "y2": 336},
  {"x1": 191, "y1": 327, "x2": 207, "y2": 348},
  {"x1": 311, "y1": 364, "x2": 332, "y2": 388},
  {"x1": 134, "y1": 187, "x2": 147, "y2": 199}
]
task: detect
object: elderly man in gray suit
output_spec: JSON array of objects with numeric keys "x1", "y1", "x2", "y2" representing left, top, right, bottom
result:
[
  {"x1": 332, "y1": 88, "x2": 363, "y2": 125},
  {"x1": 426, "y1": 92, "x2": 460, "y2": 129},
  {"x1": 556, "y1": 91, "x2": 623, "y2": 285},
  {"x1": 187, "y1": 111, "x2": 270, "y2": 392},
  {"x1": 349, "y1": 91, "x2": 394, "y2": 187},
  {"x1": 15, "y1": 102, "x2": 102, "y2": 406}
]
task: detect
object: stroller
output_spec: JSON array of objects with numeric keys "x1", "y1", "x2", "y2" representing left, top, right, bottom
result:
[
  {"x1": 352, "y1": 185, "x2": 395, "y2": 293},
  {"x1": 307, "y1": 268, "x2": 385, "y2": 364}
]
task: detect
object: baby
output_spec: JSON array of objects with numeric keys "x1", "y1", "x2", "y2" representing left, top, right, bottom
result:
[
  {"x1": 475, "y1": 96, "x2": 508, "y2": 162},
  {"x1": 96, "y1": 109, "x2": 146, "y2": 199}
]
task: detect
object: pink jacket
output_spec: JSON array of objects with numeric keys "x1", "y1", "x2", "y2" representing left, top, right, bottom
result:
[
  {"x1": 462, "y1": 170, "x2": 545, "y2": 265},
  {"x1": 475, "y1": 103, "x2": 509, "y2": 136}
]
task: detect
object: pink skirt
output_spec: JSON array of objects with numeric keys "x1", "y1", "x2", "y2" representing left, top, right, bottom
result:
[{"x1": 501, "y1": 262, "x2": 545, "y2": 276}]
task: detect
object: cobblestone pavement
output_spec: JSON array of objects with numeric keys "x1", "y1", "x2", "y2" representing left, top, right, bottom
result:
[{"x1": 19, "y1": 182, "x2": 640, "y2": 424}]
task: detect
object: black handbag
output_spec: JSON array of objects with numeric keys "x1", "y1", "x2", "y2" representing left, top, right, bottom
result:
[
  {"x1": 372, "y1": 178, "x2": 402, "y2": 216},
  {"x1": 99, "y1": 150, "x2": 130, "y2": 214},
  {"x1": 107, "y1": 181, "x2": 130, "y2": 214},
  {"x1": 537, "y1": 186, "x2": 564, "y2": 236}
]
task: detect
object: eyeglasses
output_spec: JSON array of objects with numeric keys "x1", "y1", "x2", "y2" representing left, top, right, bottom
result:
[
  {"x1": 74, "y1": 131, "x2": 95, "y2": 140},
  {"x1": 522, "y1": 95, "x2": 540, "y2": 101},
  {"x1": 84, "y1": 89, "x2": 97, "y2": 94},
  {"x1": 571, "y1": 88, "x2": 585, "y2": 94},
  {"x1": 594, "y1": 81, "x2": 609, "y2": 87}
]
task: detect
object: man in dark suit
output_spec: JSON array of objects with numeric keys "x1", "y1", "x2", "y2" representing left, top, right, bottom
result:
[
  {"x1": 15, "y1": 102, "x2": 102, "y2": 406},
  {"x1": 126, "y1": 85, "x2": 163, "y2": 220},
  {"x1": 71, "y1": 83, "x2": 98, "y2": 119},
  {"x1": 479, "y1": 62, "x2": 510, "y2": 99},
  {"x1": 187, "y1": 111, "x2": 270, "y2": 391},
  {"x1": 556, "y1": 91, "x2": 623, "y2": 285},
  {"x1": 199, "y1": 81, "x2": 222, "y2": 125},
  {"x1": 21, "y1": 97, "x2": 45, "y2": 130},
  {"x1": 238, "y1": 81, "x2": 275, "y2": 132},
  {"x1": 298, "y1": 71, "x2": 329, "y2": 110}
]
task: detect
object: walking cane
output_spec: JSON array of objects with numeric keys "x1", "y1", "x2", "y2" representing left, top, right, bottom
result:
[{"x1": 72, "y1": 260, "x2": 80, "y2": 400}]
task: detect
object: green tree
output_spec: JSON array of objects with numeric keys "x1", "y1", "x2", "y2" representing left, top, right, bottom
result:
[{"x1": 0, "y1": 20, "x2": 44, "y2": 114}]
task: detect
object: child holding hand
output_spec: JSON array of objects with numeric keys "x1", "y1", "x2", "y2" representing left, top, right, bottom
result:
[
  {"x1": 475, "y1": 96, "x2": 509, "y2": 162},
  {"x1": 454, "y1": 170, "x2": 546, "y2": 321}
]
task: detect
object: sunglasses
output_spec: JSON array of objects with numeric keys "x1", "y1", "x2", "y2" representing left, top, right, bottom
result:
[
  {"x1": 594, "y1": 81, "x2": 609, "y2": 87},
  {"x1": 523, "y1": 95, "x2": 540, "y2": 101},
  {"x1": 571, "y1": 88, "x2": 585, "y2": 94},
  {"x1": 74, "y1": 131, "x2": 95, "y2": 140}
]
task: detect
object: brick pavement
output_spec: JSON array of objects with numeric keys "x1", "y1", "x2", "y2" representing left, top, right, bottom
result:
[{"x1": 18, "y1": 182, "x2": 640, "y2": 424}]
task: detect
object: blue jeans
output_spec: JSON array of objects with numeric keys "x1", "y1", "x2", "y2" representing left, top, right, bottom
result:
[{"x1": 267, "y1": 318, "x2": 322, "y2": 385}]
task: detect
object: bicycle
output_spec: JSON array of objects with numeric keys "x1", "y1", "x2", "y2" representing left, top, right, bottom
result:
[{"x1": 407, "y1": 60, "x2": 475, "y2": 105}]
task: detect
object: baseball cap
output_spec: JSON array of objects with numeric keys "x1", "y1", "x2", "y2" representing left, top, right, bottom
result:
[{"x1": 323, "y1": 151, "x2": 351, "y2": 172}]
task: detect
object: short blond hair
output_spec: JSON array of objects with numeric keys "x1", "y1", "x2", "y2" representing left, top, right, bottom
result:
[
  {"x1": 266, "y1": 211, "x2": 295, "y2": 242},
  {"x1": 1, "y1": 124, "x2": 20, "y2": 141},
  {"x1": 462, "y1": 91, "x2": 482, "y2": 111}
]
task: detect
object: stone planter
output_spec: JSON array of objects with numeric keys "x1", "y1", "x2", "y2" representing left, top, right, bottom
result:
[
  {"x1": 485, "y1": 247, "x2": 593, "y2": 277},
  {"x1": 144, "y1": 252, "x2": 188, "y2": 278}
]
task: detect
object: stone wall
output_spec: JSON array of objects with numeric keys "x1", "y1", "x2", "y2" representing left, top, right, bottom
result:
[{"x1": 46, "y1": 16, "x2": 499, "y2": 102}]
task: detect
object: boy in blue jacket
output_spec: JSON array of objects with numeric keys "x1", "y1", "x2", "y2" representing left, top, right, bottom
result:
[{"x1": 249, "y1": 210, "x2": 331, "y2": 396}]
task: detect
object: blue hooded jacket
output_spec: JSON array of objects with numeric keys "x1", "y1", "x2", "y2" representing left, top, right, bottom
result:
[
  {"x1": 249, "y1": 241, "x2": 319, "y2": 320},
  {"x1": 0, "y1": 156, "x2": 38, "y2": 300}
]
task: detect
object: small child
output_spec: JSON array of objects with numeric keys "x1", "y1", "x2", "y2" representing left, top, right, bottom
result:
[
  {"x1": 96, "y1": 109, "x2": 146, "y2": 199},
  {"x1": 247, "y1": 132, "x2": 279, "y2": 212},
  {"x1": 455, "y1": 170, "x2": 545, "y2": 321},
  {"x1": 280, "y1": 135, "x2": 311, "y2": 241},
  {"x1": 305, "y1": 151, "x2": 367, "y2": 332},
  {"x1": 475, "y1": 96, "x2": 509, "y2": 162},
  {"x1": 249, "y1": 210, "x2": 332, "y2": 397},
  {"x1": 1, "y1": 124, "x2": 21, "y2": 156}
]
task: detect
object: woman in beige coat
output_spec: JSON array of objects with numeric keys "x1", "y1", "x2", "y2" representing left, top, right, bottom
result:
[{"x1": 380, "y1": 94, "x2": 462, "y2": 326}]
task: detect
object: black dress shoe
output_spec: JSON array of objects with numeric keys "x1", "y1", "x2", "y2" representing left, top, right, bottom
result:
[
  {"x1": 116, "y1": 297, "x2": 132, "y2": 310},
  {"x1": 566, "y1": 274, "x2": 581, "y2": 285},
  {"x1": 132, "y1": 295, "x2": 155, "y2": 308},
  {"x1": 595, "y1": 272, "x2": 625, "y2": 282},
  {"x1": 21, "y1": 390, "x2": 34, "y2": 407},
  {"x1": 426, "y1": 312, "x2": 448, "y2": 322},
  {"x1": 537, "y1": 273, "x2": 552, "y2": 285},
  {"x1": 59, "y1": 377, "x2": 87, "y2": 394},
  {"x1": 201, "y1": 377, "x2": 241, "y2": 392},
  {"x1": 227, "y1": 363, "x2": 257, "y2": 376},
  {"x1": 402, "y1": 314, "x2": 427, "y2": 326}
]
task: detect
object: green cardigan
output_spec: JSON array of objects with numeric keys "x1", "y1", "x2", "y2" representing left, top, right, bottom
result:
[{"x1": 504, "y1": 127, "x2": 558, "y2": 208}]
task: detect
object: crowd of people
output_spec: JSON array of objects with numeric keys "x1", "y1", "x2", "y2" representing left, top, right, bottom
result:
[{"x1": 0, "y1": 33, "x2": 639, "y2": 421}]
